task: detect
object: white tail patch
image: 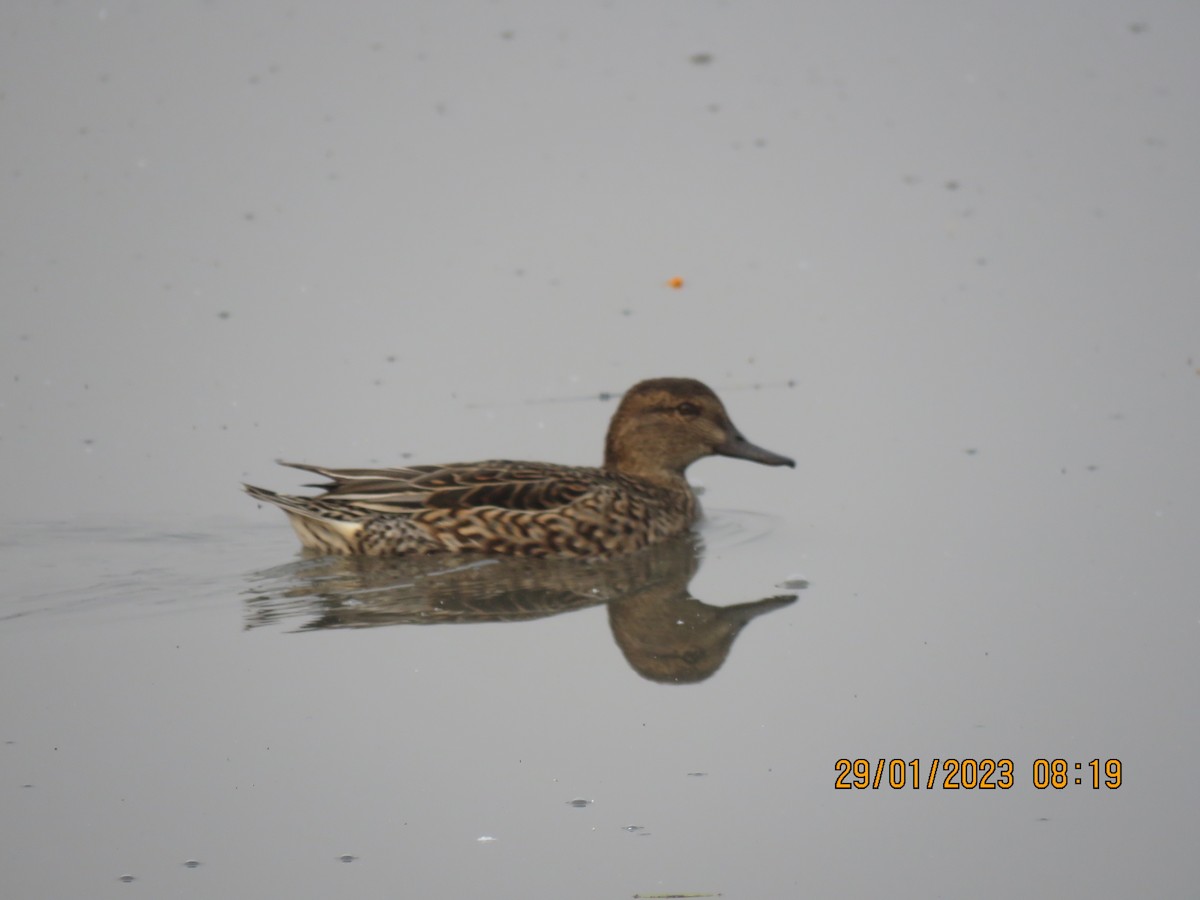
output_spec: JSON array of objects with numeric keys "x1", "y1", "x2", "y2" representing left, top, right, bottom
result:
[{"x1": 286, "y1": 513, "x2": 362, "y2": 554}]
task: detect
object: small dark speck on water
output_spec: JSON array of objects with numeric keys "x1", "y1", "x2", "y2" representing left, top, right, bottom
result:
[
  {"x1": 945, "y1": 179, "x2": 960, "y2": 190},
  {"x1": 598, "y1": 392, "x2": 613, "y2": 401},
  {"x1": 218, "y1": 310, "x2": 231, "y2": 319},
  {"x1": 118, "y1": 874, "x2": 136, "y2": 883},
  {"x1": 1128, "y1": 21, "x2": 1148, "y2": 34},
  {"x1": 338, "y1": 854, "x2": 358, "y2": 863},
  {"x1": 183, "y1": 860, "x2": 201, "y2": 869},
  {"x1": 689, "y1": 52, "x2": 714, "y2": 65},
  {"x1": 566, "y1": 798, "x2": 592, "y2": 808},
  {"x1": 964, "y1": 447, "x2": 978, "y2": 455},
  {"x1": 686, "y1": 772, "x2": 708, "y2": 777}
]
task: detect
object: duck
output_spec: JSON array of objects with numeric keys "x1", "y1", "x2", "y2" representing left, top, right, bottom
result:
[{"x1": 244, "y1": 377, "x2": 794, "y2": 557}]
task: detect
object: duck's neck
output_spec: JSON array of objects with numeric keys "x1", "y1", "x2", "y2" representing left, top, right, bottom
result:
[
  {"x1": 604, "y1": 417, "x2": 699, "y2": 488},
  {"x1": 602, "y1": 428, "x2": 622, "y2": 471},
  {"x1": 604, "y1": 449, "x2": 691, "y2": 490}
]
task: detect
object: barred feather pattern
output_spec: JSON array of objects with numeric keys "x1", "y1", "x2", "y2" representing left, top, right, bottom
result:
[{"x1": 245, "y1": 461, "x2": 698, "y2": 558}]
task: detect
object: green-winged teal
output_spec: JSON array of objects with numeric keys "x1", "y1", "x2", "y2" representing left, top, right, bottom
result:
[{"x1": 244, "y1": 377, "x2": 794, "y2": 557}]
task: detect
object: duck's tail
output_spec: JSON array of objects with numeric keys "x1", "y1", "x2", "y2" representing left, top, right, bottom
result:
[{"x1": 243, "y1": 483, "x2": 366, "y2": 554}]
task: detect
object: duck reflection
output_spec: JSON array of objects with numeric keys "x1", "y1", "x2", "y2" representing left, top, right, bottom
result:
[{"x1": 244, "y1": 533, "x2": 800, "y2": 683}]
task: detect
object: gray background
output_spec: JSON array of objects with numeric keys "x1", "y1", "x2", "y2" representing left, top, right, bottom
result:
[{"x1": 2, "y1": 2, "x2": 1198, "y2": 897}]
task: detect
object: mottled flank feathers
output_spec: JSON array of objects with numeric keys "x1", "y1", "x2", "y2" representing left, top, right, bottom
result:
[{"x1": 244, "y1": 377, "x2": 794, "y2": 557}]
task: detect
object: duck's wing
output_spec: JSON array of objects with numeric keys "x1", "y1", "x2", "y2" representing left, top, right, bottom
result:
[
  {"x1": 279, "y1": 460, "x2": 442, "y2": 488},
  {"x1": 276, "y1": 460, "x2": 596, "y2": 514}
]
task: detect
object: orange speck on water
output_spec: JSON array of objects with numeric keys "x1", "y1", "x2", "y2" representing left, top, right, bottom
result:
[{"x1": 666, "y1": 276, "x2": 685, "y2": 289}]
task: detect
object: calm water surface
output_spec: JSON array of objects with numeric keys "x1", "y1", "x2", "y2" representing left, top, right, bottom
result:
[{"x1": 3, "y1": 486, "x2": 1195, "y2": 897}]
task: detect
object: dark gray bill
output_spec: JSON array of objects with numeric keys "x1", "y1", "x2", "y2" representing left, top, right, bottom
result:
[{"x1": 716, "y1": 431, "x2": 796, "y2": 468}]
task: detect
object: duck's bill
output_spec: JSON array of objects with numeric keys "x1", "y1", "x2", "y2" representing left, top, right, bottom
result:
[{"x1": 716, "y1": 433, "x2": 796, "y2": 468}]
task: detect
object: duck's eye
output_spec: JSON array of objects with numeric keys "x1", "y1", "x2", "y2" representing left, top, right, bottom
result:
[{"x1": 676, "y1": 401, "x2": 701, "y2": 418}]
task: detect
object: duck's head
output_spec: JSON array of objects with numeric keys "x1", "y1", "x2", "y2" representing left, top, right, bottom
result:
[{"x1": 603, "y1": 378, "x2": 795, "y2": 480}]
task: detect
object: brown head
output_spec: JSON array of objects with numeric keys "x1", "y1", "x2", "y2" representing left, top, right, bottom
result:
[{"x1": 603, "y1": 377, "x2": 795, "y2": 481}]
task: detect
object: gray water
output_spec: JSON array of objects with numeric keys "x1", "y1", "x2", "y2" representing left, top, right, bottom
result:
[{"x1": 3, "y1": 2, "x2": 1199, "y2": 897}]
